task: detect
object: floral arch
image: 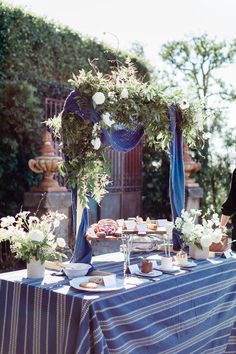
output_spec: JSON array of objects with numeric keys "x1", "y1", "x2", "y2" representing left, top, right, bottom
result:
[{"x1": 48, "y1": 59, "x2": 204, "y2": 257}]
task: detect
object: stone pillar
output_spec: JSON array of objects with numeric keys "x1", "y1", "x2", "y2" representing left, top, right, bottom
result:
[
  {"x1": 183, "y1": 144, "x2": 203, "y2": 219},
  {"x1": 23, "y1": 191, "x2": 73, "y2": 249},
  {"x1": 185, "y1": 186, "x2": 203, "y2": 212}
]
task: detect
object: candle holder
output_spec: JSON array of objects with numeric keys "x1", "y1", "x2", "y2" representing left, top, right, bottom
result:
[{"x1": 121, "y1": 231, "x2": 134, "y2": 276}]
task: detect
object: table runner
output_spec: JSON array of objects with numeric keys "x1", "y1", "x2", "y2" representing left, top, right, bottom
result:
[{"x1": 0, "y1": 253, "x2": 236, "y2": 354}]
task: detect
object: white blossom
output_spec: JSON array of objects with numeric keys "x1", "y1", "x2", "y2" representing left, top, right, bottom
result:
[
  {"x1": 108, "y1": 91, "x2": 116, "y2": 99},
  {"x1": 174, "y1": 209, "x2": 223, "y2": 249},
  {"x1": 28, "y1": 229, "x2": 44, "y2": 242},
  {"x1": 91, "y1": 137, "x2": 101, "y2": 150},
  {"x1": 92, "y1": 92, "x2": 105, "y2": 105},
  {"x1": 56, "y1": 237, "x2": 66, "y2": 248},
  {"x1": 28, "y1": 216, "x2": 39, "y2": 223},
  {"x1": 212, "y1": 228, "x2": 223, "y2": 243},
  {"x1": 116, "y1": 77, "x2": 124, "y2": 87},
  {"x1": 179, "y1": 99, "x2": 189, "y2": 110},
  {"x1": 102, "y1": 112, "x2": 115, "y2": 127},
  {"x1": 200, "y1": 235, "x2": 213, "y2": 248},
  {"x1": 203, "y1": 132, "x2": 212, "y2": 140},
  {"x1": 1, "y1": 216, "x2": 15, "y2": 228},
  {"x1": 120, "y1": 88, "x2": 129, "y2": 99},
  {"x1": 182, "y1": 222, "x2": 194, "y2": 235}
]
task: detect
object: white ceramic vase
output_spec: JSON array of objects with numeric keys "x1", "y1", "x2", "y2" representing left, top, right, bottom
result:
[
  {"x1": 27, "y1": 257, "x2": 45, "y2": 279},
  {"x1": 189, "y1": 244, "x2": 209, "y2": 260}
]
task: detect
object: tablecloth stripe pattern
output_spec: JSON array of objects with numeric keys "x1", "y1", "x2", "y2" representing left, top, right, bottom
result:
[{"x1": 0, "y1": 254, "x2": 236, "y2": 354}]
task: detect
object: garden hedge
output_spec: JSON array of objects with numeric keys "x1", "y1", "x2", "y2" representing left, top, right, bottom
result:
[{"x1": 0, "y1": 2, "x2": 149, "y2": 216}]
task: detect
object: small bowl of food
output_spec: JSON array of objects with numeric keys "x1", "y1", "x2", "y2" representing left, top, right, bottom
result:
[{"x1": 63, "y1": 263, "x2": 91, "y2": 279}]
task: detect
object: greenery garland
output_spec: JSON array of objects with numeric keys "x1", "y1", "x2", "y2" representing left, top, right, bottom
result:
[{"x1": 47, "y1": 59, "x2": 205, "y2": 208}]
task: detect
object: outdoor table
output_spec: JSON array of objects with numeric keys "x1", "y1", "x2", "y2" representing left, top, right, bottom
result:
[{"x1": 0, "y1": 252, "x2": 236, "y2": 354}]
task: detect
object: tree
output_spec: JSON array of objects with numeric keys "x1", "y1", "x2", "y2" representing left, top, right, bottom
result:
[{"x1": 159, "y1": 33, "x2": 236, "y2": 213}]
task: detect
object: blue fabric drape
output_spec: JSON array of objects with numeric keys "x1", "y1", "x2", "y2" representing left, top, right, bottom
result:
[
  {"x1": 169, "y1": 105, "x2": 185, "y2": 250},
  {"x1": 70, "y1": 189, "x2": 94, "y2": 270},
  {"x1": 63, "y1": 90, "x2": 144, "y2": 152},
  {"x1": 102, "y1": 125, "x2": 144, "y2": 152}
]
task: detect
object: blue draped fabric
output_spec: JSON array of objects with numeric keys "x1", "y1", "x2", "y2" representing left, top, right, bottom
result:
[
  {"x1": 70, "y1": 188, "x2": 94, "y2": 270},
  {"x1": 102, "y1": 125, "x2": 144, "y2": 152},
  {"x1": 169, "y1": 105, "x2": 185, "y2": 250}
]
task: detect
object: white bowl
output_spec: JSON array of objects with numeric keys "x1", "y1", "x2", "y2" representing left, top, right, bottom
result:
[{"x1": 63, "y1": 263, "x2": 91, "y2": 279}]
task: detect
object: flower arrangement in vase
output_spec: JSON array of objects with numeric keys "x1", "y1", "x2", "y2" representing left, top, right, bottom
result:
[
  {"x1": 174, "y1": 209, "x2": 224, "y2": 259},
  {"x1": 0, "y1": 211, "x2": 67, "y2": 278}
]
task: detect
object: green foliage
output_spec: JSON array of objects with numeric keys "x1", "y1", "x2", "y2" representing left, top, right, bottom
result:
[
  {"x1": 159, "y1": 33, "x2": 236, "y2": 213},
  {"x1": 48, "y1": 61, "x2": 204, "y2": 208},
  {"x1": 142, "y1": 146, "x2": 171, "y2": 219},
  {"x1": 0, "y1": 3, "x2": 149, "y2": 83},
  {"x1": 0, "y1": 2, "x2": 150, "y2": 215},
  {"x1": 0, "y1": 80, "x2": 43, "y2": 215}
]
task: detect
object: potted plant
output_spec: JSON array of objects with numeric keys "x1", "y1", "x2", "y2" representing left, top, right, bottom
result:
[{"x1": 0, "y1": 211, "x2": 67, "y2": 278}]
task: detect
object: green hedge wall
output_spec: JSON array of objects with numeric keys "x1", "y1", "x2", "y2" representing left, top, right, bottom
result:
[
  {"x1": 0, "y1": 2, "x2": 150, "y2": 216},
  {"x1": 0, "y1": 3, "x2": 149, "y2": 83}
]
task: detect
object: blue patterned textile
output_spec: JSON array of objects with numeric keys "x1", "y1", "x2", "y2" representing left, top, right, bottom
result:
[
  {"x1": 0, "y1": 253, "x2": 236, "y2": 354},
  {"x1": 169, "y1": 105, "x2": 185, "y2": 250}
]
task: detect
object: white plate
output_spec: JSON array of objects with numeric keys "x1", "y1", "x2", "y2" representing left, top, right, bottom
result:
[
  {"x1": 70, "y1": 276, "x2": 124, "y2": 292},
  {"x1": 180, "y1": 261, "x2": 197, "y2": 268},
  {"x1": 135, "y1": 270, "x2": 162, "y2": 277},
  {"x1": 155, "y1": 266, "x2": 180, "y2": 273}
]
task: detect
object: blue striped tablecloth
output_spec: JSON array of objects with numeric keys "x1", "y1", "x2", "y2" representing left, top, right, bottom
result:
[{"x1": 0, "y1": 252, "x2": 236, "y2": 354}]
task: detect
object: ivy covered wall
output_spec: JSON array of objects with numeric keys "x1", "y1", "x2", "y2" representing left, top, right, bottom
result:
[{"x1": 0, "y1": 2, "x2": 149, "y2": 215}]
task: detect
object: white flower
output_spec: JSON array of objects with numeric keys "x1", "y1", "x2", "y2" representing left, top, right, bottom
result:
[
  {"x1": 175, "y1": 217, "x2": 183, "y2": 229},
  {"x1": 92, "y1": 123, "x2": 100, "y2": 136},
  {"x1": 1, "y1": 216, "x2": 15, "y2": 228},
  {"x1": 108, "y1": 91, "x2": 116, "y2": 99},
  {"x1": 102, "y1": 112, "x2": 115, "y2": 127},
  {"x1": 28, "y1": 229, "x2": 44, "y2": 242},
  {"x1": 91, "y1": 137, "x2": 101, "y2": 150},
  {"x1": 179, "y1": 99, "x2": 189, "y2": 110},
  {"x1": 212, "y1": 228, "x2": 223, "y2": 243},
  {"x1": 200, "y1": 235, "x2": 212, "y2": 248},
  {"x1": 116, "y1": 77, "x2": 124, "y2": 87},
  {"x1": 202, "y1": 132, "x2": 212, "y2": 140},
  {"x1": 120, "y1": 88, "x2": 129, "y2": 99},
  {"x1": 182, "y1": 222, "x2": 194, "y2": 235},
  {"x1": 211, "y1": 213, "x2": 220, "y2": 226},
  {"x1": 28, "y1": 216, "x2": 39, "y2": 223},
  {"x1": 56, "y1": 237, "x2": 66, "y2": 248},
  {"x1": 92, "y1": 92, "x2": 105, "y2": 105}
]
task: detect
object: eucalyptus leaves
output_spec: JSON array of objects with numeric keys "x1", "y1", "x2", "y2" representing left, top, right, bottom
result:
[{"x1": 47, "y1": 60, "x2": 205, "y2": 208}]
